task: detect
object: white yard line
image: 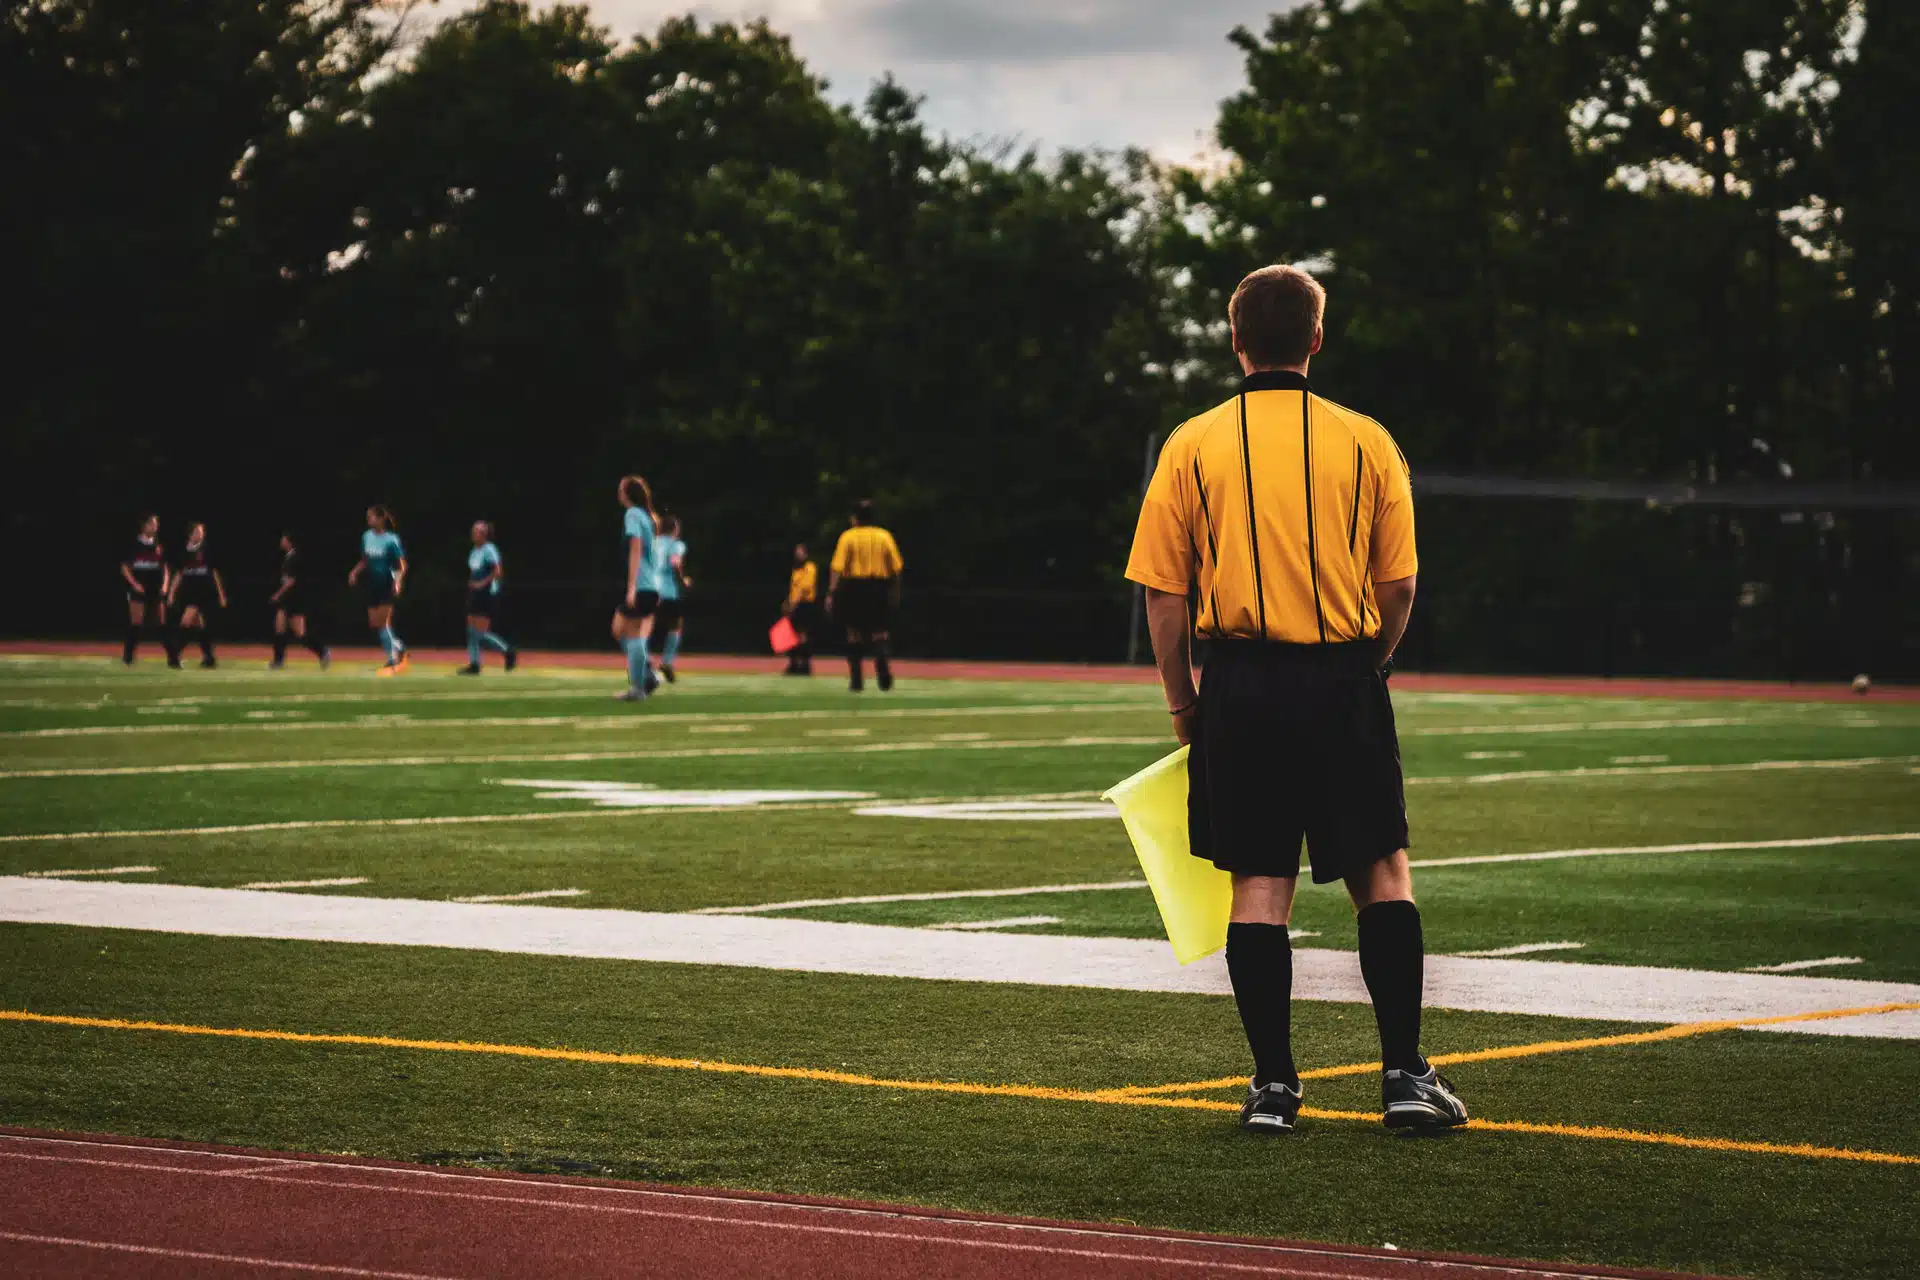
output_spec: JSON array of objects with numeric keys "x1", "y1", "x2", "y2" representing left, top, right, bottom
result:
[
  {"x1": 451, "y1": 889, "x2": 587, "y2": 904},
  {"x1": 1408, "y1": 755, "x2": 1918, "y2": 785},
  {"x1": 236, "y1": 877, "x2": 370, "y2": 891},
  {"x1": 1743, "y1": 957, "x2": 1865, "y2": 973},
  {"x1": 18, "y1": 865, "x2": 157, "y2": 879},
  {"x1": 3, "y1": 879, "x2": 1916, "y2": 1038},
  {"x1": 1452, "y1": 942, "x2": 1586, "y2": 958},
  {"x1": 691, "y1": 880, "x2": 1149, "y2": 916},
  {"x1": 1412, "y1": 831, "x2": 1920, "y2": 869},
  {"x1": 926, "y1": 916, "x2": 1062, "y2": 931},
  {"x1": 1405, "y1": 716, "x2": 1751, "y2": 736}
]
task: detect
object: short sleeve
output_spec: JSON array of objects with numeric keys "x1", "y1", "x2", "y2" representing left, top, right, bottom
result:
[
  {"x1": 623, "y1": 509, "x2": 645, "y2": 540},
  {"x1": 485, "y1": 545, "x2": 501, "y2": 568},
  {"x1": 389, "y1": 535, "x2": 405, "y2": 559},
  {"x1": 829, "y1": 532, "x2": 851, "y2": 575},
  {"x1": 1369, "y1": 445, "x2": 1418, "y2": 582},
  {"x1": 883, "y1": 532, "x2": 903, "y2": 575},
  {"x1": 1124, "y1": 443, "x2": 1193, "y2": 595}
]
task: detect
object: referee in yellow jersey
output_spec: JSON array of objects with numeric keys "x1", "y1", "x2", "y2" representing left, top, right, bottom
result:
[
  {"x1": 827, "y1": 500, "x2": 904, "y2": 692},
  {"x1": 783, "y1": 543, "x2": 819, "y2": 675},
  {"x1": 1125, "y1": 264, "x2": 1467, "y2": 1135}
]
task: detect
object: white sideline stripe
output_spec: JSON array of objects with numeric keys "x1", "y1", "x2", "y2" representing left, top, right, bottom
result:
[
  {"x1": 19, "y1": 865, "x2": 157, "y2": 879},
  {"x1": 236, "y1": 878, "x2": 370, "y2": 891},
  {"x1": 3, "y1": 878, "x2": 1917, "y2": 1039},
  {"x1": 1405, "y1": 716, "x2": 1751, "y2": 737},
  {"x1": 0, "y1": 790, "x2": 1104, "y2": 845},
  {"x1": 451, "y1": 889, "x2": 588, "y2": 903},
  {"x1": 0, "y1": 1231, "x2": 442, "y2": 1279},
  {"x1": 1412, "y1": 831, "x2": 1920, "y2": 869},
  {"x1": 1408, "y1": 755, "x2": 1919, "y2": 786},
  {"x1": 0, "y1": 736, "x2": 1170, "y2": 780},
  {"x1": 0, "y1": 701, "x2": 1155, "y2": 739},
  {"x1": 1744, "y1": 956, "x2": 1865, "y2": 973},
  {"x1": 691, "y1": 881, "x2": 1150, "y2": 916},
  {"x1": 1452, "y1": 942, "x2": 1586, "y2": 958},
  {"x1": 926, "y1": 916, "x2": 1062, "y2": 931}
]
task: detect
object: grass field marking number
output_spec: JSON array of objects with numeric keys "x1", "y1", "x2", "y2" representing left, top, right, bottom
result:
[{"x1": 1, "y1": 1008, "x2": 1912, "y2": 1168}]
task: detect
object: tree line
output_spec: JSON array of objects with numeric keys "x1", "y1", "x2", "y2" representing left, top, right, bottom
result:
[{"x1": 4, "y1": 0, "x2": 1913, "y2": 672}]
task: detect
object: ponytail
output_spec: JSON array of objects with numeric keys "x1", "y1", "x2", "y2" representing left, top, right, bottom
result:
[{"x1": 620, "y1": 475, "x2": 654, "y2": 517}]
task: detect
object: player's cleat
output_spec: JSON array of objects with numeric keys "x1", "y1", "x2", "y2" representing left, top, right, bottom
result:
[
  {"x1": 1239, "y1": 1079, "x2": 1303, "y2": 1133},
  {"x1": 504, "y1": 648, "x2": 518, "y2": 672},
  {"x1": 456, "y1": 663, "x2": 481, "y2": 676},
  {"x1": 1382, "y1": 1064, "x2": 1469, "y2": 1131},
  {"x1": 166, "y1": 656, "x2": 183, "y2": 670},
  {"x1": 268, "y1": 659, "x2": 284, "y2": 670},
  {"x1": 318, "y1": 648, "x2": 331, "y2": 670},
  {"x1": 395, "y1": 652, "x2": 410, "y2": 672},
  {"x1": 199, "y1": 657, "x2": 217, "y2": 669},
  {"x1": 642, "y1": 668, "x2": 661, "y2": 696},
  {"x1": 660, "y1": 664, "x2": 676, "y2": 683},
  {"x1": 615, "y1": 687, "x2": 646, "y2": 702},
  {"x1": 877, "y1": 670, "x2": 893, "y2": 692}
]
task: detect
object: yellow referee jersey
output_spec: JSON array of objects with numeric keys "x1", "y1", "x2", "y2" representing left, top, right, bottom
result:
[
  {"x1": 787, "y1": 561, "x2": 818, "y2": 605},
  {"x1": 831, "y1": 526, "x2": 904, "y2": 580},
  {"x1": 1125, "y1": 370, "x2": 1416, "y2": 644}
]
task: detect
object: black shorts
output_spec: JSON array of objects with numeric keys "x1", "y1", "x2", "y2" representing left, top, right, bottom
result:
[
  {"x1": 466, "y1": 588, "x2": 500, "y2": 620},
  {"x1": 617, "y1": 590, "x2": 659, "y2": 620},
  {"x1": 127, "y1": 575, "x2": 165, "y2": 605},
  {"x1": 175, "y1": 583, "x2": 218, "y2": 614},
  {"x1": 788, "y1": 600, "x2": 817, "y2": 633},
  {"x1": 1188, "y1": 640, "x2": 1407, "y2": 884},
  {"x1": 275, "y1": 591, "x2": 307, "y2": 618},
  {"x1": 834, "y1": 578, "x2": 893, "y2": 635},
  {"x1": 363, "y1": 575, "x2": 397, "y2": 607},
  {"x1": 654, "y1": 597, "x2": 685, "y2": 633}
]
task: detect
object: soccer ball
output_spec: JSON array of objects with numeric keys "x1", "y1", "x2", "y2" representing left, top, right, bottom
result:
[{"x1": 1851, "y1": 673, "x2": 1872, "y2": 695}]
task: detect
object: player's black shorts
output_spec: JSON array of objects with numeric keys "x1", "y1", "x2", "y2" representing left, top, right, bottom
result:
[
  {"x1": 788, "y1": 600, "x2": 817, "y2": 633},
  {"x1": 834, "y1": 578, "x2": 892, "y2": 634},
  {"x1": 617, "y1": 590, "x2": 659, "y2": 620},
  {"x1": 175, "y1": 582, "x2": 218, "y2": 614},
  {"x1": 362, "y1": 574, "x2": 397, "y2": 607},
  {"x1": 654, "y1": 597, "x2": 684, "y2": 633},
  {"x1": 126, "y1": 573, "x2": 165, "y2": 605},
  {"x1": 1188, "y1": 640, "x2": 1408, "y2": 884},
  {"x1": 466, "y1": 588, "x2": 499, "y2": 620},
  {"x1": 275, "y1": 590, "x2": 307, "y2": 617}
]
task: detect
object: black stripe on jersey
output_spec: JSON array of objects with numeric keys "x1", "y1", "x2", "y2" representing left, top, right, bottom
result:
[
  {"x1": 1237, "y1": 394, "x2": 1267, "y2": 640},
  {"x1": 1347, "y1": 444, "x2": 1363, "y2": 554},
  {"x1": 1192, "y1": 457, "x2": 1225, "y2": 638},
  {"x1": 1303, "y1": 393, "x2": 1326, "y2": 643}
]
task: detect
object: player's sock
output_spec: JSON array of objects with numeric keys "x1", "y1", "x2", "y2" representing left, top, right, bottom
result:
[
  {"x1": 390, "y1": 629, "x2": 405, "y2": 657},
  {"x1": 1357, "y1": 899, "x2": 1425, "y2": 1074},
  {"x1": 846, "y1": 642, "x2": 865, "y2": 691},
  {"x1": 377, "y1": 626, "x2": 397, "y2": 663},
  {"x1": 797, "y1": 643, "x2": 811, "y2": 673},
  {"x1": 305, "y1": 637, "x2": 327, "y2": 660},
  {"x1": 480, "y1": 631, "x2": 510, "y2": 654},
  {"x1": 624, "y1": 636, "x2": 650, "y2": 691},
  {"x1": 123, "y1": 626, "x2": 139, "y2": 663},
  {"x1": 162, "y1": 623, "x2": 182, "y2": 665},
  {"x1": 662, "y1": 631, "x2": 681, "y2": 667},
  {"x1": 872, "y1": 639, "x2": 893, "y2": 691},
  {"x1": 1225, "y1": 922, "x2": 1299, "y2": 1089},
  {"x1": 198, "y1": 633, "x2": 214, "y2": 663},
  {"x1": 272, "y1": 635, "x2": 288, "y2": 665},
  {"x1": 466, "y1": 626, "x2": 482, "y2": 667}
]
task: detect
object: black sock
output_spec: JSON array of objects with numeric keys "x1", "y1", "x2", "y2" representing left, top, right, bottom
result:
[
  {"x1": 306, "y1": 637, "x2": 327, "y2": 658},
  {"x1": 1225, "y1": 922, "x2": 1298, "y2": 1089},
  {"x1": 1357, "y1": 899, "x2": 1425, "y2": 1073},
  {"x1": 873, "y1": 639, "x2": 893, "y2": 689},
  {"x1": 159, "y1": 624, "x2": 179, "y2": 662},
  {"x1": 273, "y1": 635, "x2": 288, "y2": 664},
  {"x1": 198, "y1": 633, "x2": 214, "y2": 662},
  {"x1": 846, "y1": 642, "x2": 865, "y2": 689},
  {"x1": 797, "y1": 643, "x2": 811, "y2": 671},
  {"x1": 123, "y1": 626, "x2": 139, "y2": 662}
]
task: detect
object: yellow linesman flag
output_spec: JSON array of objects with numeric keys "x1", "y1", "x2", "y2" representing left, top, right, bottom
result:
[{"x1": 1103, "y1": 746, "x2": 1233, "y2": 964}]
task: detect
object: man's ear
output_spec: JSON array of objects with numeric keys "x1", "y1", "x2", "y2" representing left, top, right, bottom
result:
[
  {"x1": 1230, "y1": 321, "x2": 1243, "y2": 356},
  {"x1": 1309, "y1": 326, "x2": 1323, "y2": 357}
]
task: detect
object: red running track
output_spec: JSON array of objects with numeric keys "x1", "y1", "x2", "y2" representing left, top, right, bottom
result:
[
  {"x1": 0, "y1": 1129, "x2": 1714, "y2": 1280},
  {"x1": 1, "y1": 639, "x2": 1910, "y2": 702}
]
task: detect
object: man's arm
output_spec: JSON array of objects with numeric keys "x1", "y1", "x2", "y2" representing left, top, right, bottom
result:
[
  {"x1": 1372, "y1": 574, "x2": 1416, "y2": 667},
  {"x1": 1143, "y1": 586, "x2": 1199, "y2": 744}
]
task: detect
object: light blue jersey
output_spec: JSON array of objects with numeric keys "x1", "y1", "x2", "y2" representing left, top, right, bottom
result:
[
  {"x1": 362, "y1": 529, "x2": 404, "y2": 580},
  {"x1": 623, "y1": 507, "x2": 655, "y2": 590},
  {"x1": 468, "y1": 542, "x2": 502, "y2": 595},
  {"x1": 653, "y1": 535, "x2": 685, "y2": 600}
]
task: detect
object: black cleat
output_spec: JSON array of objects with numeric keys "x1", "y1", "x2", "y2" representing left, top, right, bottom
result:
[
  {"x1": 166, "y1": 656, "x2": 183, "y2": 670},
  {"x1": 318, "y1": 648, "x2": 332, "y2": 670},
  {"x1": 456, "y1": 663, "x2": 481, "y2": 676},
  {"x1": 660, "y1": 664, "x2": 676, "y2": 683},
  {"x1": 1239, "y1": 1080, "x2": 1303, "y2": 1133},
  {"x1": 504, "y1": 648, "x2": 518, "y2": 672},
  {"x1": 642, "y1": 668, "x2": 661, "y2": 696},
  {"x1": 200, "y1": 657, "x2": 217, "y2": 669},
  {"x1": 1382, "y1": 1064, "x2": 1469, "y2": 1131}
]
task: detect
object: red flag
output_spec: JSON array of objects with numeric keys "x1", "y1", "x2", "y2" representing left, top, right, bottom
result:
[{"x1": 769, "y1": 616, "x2": 799, "y2": 654}]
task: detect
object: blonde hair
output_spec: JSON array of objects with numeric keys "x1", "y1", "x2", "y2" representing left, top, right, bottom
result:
[{"x1": 1229, "y1": 265, "x2": 1327, "y2": 369}]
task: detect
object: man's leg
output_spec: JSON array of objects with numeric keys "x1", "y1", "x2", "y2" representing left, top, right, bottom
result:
[
  {"x1": 1228, "y1": 875, "x2": 1300, "y2": 1090},
  {"x1": 845, "y1": 631, "x2": 866, "y2": 691},
  {"x1": 1346, "y1": 853, "x2": 1422, "y2": 1072},
  {"x1": 870, "y1": 630, "x2": 893, "y2": 692}
]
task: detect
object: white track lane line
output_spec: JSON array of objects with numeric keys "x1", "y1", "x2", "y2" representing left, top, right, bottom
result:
[
  {"x1": 0, "y1": 1232, "x2": 446, "y2": 1279},
  {"x1": 237, "y1": 878, "x2": 370, "y2": 891},
  {"x1": 1452, "y1": 942, "x2": 1586, "y2": 958},
  {"x1": 1743, "y1": 957, "x2": 1865, "y2": 973},
  {"x1": 451, "y1": 889, "x2": 588, "y2": 903},
  {"x1": 926, "y1": 916, "x2": 1063, "y2": 931},
  {"x1": 19, "y1": 865, "x2": 157, "y2": 878},
  {"x1": 1412, "y1": 831, "x2": 1920, "y2": 869}
]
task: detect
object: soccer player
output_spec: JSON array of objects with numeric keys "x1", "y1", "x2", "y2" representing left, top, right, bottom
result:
[
  {"x1": 460, "y1": 520, "x2": 517, "y2": 675},
  {"x1": 269, "y1": 533, "x2": 330, "y2": 669},
  {"x1": 650, "y1": 514, "x2": 690, "y2": 683},
  {"x1": 826, "y1": 500, "x2": 903, "y2": 692},
  {"x1": 1126, "y1": 263, "x2": 1465, "y2": 1134},
  {"x1": 118, "y1": 514, "x2": 170, "y2": 666},
  {"x1": 611, "y1": 475, "x2": 661, "y2": 702},
  {"x1": 347, "y1": 505, "x2": 409, "y2": 675},
  {"x1": 166, "y1": 521, "x2": 227, "y2": 668},
  {"x1": 782, "y1": 543, "x2": 817, "y2": 676}
]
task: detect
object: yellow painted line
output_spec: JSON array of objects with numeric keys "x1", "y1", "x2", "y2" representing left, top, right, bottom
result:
[
  {"x1": 2, "y1": 1009, "x2": 1914, "y2": 1167},
  {"x1": 1107, "y1": 1001, "x2": 1920, "y2": 1097}
]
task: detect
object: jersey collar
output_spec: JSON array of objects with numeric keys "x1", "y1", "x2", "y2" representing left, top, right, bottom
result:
[{"x1": 1239, "y1": 369, "x2": 1311, "y2": 393}]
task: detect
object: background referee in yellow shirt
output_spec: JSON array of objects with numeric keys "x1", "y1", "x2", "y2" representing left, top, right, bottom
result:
[
  {"x1": 828, "y1": 499, "x2": 904, "y2": 692},
  {"x1": 1125, "y1": 264, "x2": 1468, "y2": 1135}
]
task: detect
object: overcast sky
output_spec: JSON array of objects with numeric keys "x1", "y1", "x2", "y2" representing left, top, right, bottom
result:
[{"x1": 436, "y1": 1, "x2": 1298, "y2": 162}]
